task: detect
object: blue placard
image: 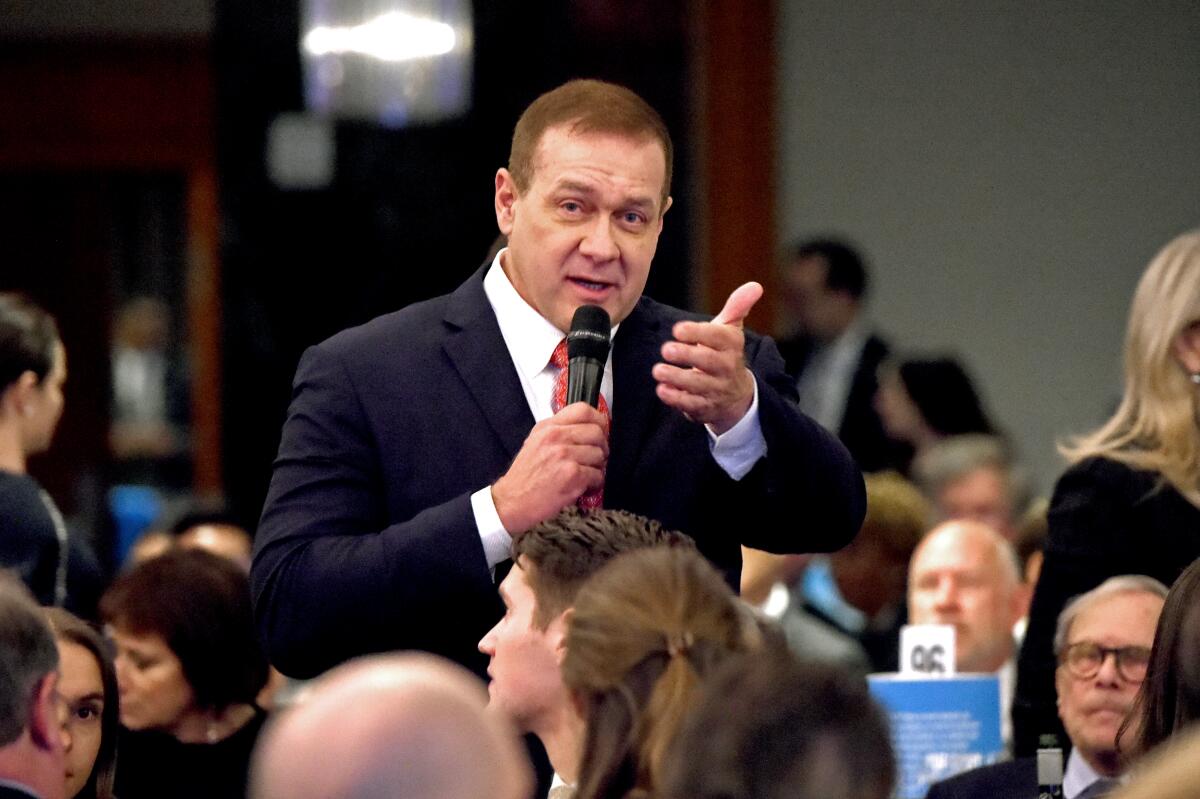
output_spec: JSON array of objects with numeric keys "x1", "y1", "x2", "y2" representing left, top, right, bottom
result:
[{"x1": 868, "y1": 673, "x2": 1004, "y2": 799}]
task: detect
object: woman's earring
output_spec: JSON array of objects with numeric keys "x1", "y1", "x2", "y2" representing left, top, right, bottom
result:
[{"x1": 1191, "y1": 372, "x2": 1200, "y2": 385}]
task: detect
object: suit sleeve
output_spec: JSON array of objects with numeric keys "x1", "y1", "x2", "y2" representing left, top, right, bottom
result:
[
  {"x1": 1012, "y1": 458, "x2": 1137, "y2": 755},
  {"x1": 733, "y1": 332, "x2": 867, "y2": 554},
  {"x1": 252, "y1": 343, "x2": 499, "y2": 679}
]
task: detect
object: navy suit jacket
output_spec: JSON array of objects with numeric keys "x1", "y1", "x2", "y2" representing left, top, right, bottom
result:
[
  {"x1": 924, "y1": 758, "x2": 1036, "y2": 799},
  {"x1": 253, "y1": 266, "x2": 866, "y2": 678}
]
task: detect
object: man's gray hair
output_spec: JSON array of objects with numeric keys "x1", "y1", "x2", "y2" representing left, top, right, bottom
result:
[
  {"x1": 1052, "y1": 575, "x2": 1169, "y2": 656},
  {"x1": 0, "y1": 573, "x2": 59, "y2": 745},
  {"x1": 912, "y1": 434, "x2": 1033, "y2": 517}
]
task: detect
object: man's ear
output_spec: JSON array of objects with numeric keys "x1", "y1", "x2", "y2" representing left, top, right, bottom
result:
[
  {"x1": 656, "y1": 196, "x2": 673, "y2": 232},
  {"x1": 551, "y1": 607, "x2": 573, "y2": 666},
  {"x1": 0, "y1": 371, "x2": 38, "y2": 418},
  {"x1": 495, "y1": 168, "x2": 519, "y2": 235},
  {"x1": 29, "y1": 672, "x2": 62, "y2": 752}
]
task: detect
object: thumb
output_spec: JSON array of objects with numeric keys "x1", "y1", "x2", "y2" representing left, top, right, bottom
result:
[{"x1": 712, "y1": 281, "x2": 764, "y2": 328}]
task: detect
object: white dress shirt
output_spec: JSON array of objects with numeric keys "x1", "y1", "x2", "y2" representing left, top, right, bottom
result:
[
  {"x1": 795, "y1": 317, "x2": 869, "y2": 434},
  {"x1": 470, "y1": 251, "x2": 767, "y2": 569},
  {"x1": 1062, "y1": 747, "x2": 1125, "y2": 799}
]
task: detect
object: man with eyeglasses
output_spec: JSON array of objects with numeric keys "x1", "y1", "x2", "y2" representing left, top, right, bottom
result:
[{"x1": 927, "y1": 575, "x2": 1167, "y2": 799}]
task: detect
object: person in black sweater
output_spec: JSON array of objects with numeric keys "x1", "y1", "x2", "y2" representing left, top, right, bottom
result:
[{"x1": 1014, "y1": 230, "x2": 1200, "y2": 756}]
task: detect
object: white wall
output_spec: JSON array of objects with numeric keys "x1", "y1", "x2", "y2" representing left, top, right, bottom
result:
[{"x1": 777, "y1": 2, "x2": 1200, "y2": 493}]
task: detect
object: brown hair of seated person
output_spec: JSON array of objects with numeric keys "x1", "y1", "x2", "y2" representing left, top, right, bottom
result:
[
  {"x1": 1120, "y1": 557, "x2": 1200, "y2": 758},
  {"x1": 562, "y1": 547, "x2": 757, "y2": 799},
  {"x1": 660, "y1": 648, "x2": 895, "y2": 799},
  {"x1": 100, "y1": 549, "x2": 268, "y2": 735},
  {"x1": 45, "y1": 608, "x2": 118, "y2": 799}
]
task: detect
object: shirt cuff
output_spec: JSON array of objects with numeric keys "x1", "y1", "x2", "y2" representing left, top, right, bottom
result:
[
  {"x1": 471, "y1": 487, "x2": 513, "y2": 571},
  {"x1": 706, "y1": 374, "x2": 767, "y2": 480}
]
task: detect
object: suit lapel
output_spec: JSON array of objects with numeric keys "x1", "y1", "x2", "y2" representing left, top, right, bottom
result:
[
  {"x1": 441, "y1": 267, "x2": 535, "y2": 461},
  {"x1": 607, "y1": 301, "x2": 670, "y2": 502}
]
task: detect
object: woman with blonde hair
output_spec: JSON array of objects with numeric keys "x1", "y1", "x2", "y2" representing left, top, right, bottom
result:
[
  {"x1": 562, "y1": 546, "x2": 762, "y2": 799},
  {"x1": 1014, "y1": 230, "x2": 1200, "y2": 756}
]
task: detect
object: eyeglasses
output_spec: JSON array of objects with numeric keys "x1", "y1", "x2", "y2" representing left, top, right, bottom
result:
[{"x1": 1060, "y1": 642, "x2": 1152, "y2": 682}]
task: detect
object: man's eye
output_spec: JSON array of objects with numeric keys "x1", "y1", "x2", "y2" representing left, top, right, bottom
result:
[
  {"x1": 562, "y1": 201, "x2": 582, "y2": 213},
  {"x1": 623, "y1": 212, "x2": 645, "y2": 225}
]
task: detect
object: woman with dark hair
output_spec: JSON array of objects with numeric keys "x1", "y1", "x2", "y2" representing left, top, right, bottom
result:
[
  {"x1": 562, "y1": 546, "x2": 762, "y2": 799},
  {"x1": 1014, "y1": 231, "x2": 1200, "y2": 756},
  {"x1": 101, "y1": 548, "x2": 269, "y2": 798},
  {"x1": 1119, "y1": 557, "x2": 1200, "y2": 759},
  {"x1": 874, "y1": 356, "x2": 997, "y2": 473},
  {"x1": 0, "y1": 293, "x2": 68, "y2": 606},
  {"x1": 45, "y1": 607, "x2": 119, "y2": 799}
]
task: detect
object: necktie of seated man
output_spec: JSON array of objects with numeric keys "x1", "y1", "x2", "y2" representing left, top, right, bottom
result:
[{"x1": 550, "y1": 338, "x2": 609, "y2": 509}]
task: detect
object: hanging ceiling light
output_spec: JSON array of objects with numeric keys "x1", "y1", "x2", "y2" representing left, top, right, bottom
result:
[{"x1": 300, "y1": 0, "x2": 473, "y2": 128}]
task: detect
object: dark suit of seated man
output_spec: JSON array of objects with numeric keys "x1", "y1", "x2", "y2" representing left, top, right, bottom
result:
[
  {"x1": 252, "y1": 79, "x2": 866, "y2": 682},
  {"x1": 926, "y1": 576, "x2": 1166, "y2": 799}
]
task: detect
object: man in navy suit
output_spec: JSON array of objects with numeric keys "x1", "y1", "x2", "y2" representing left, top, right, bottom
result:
[
  {"x1": 252, "y1": 79, "x2": 866, "y2": 681},
  {"x1": 0, "y1": 576, "x2": 67, "y2": 799}
]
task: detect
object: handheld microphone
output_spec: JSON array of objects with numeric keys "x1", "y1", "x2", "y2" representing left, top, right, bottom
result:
[{"x1": 566, "y1": 305, "x2": 611, "y2": 408}]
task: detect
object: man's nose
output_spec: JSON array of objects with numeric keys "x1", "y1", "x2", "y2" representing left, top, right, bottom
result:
[
  {"x1": 478, "y1": 628, "x2": 496, "y2": 655},
  {"x1": 933, "y1": 579, "x2": 958, "y2": 609},
  {"x1": 1094, "y1": 650, "x2": 1123, "y2": 685},
  {"x1": 579, "y1": 216, "x2": 619, "y2": 260},
  {"x1": 60, "y1": 716, "x2": 73, "y2": 753}
]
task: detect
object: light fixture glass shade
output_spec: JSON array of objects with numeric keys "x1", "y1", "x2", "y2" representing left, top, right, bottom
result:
[{"x1": 300, "y1": 0, "x2": 473, "y2": 128}]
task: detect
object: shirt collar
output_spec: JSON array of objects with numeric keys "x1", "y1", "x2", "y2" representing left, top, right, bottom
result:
[
  {"x1": 1062, "y1": 746, "x2": 1123, "y2": 798},
  {"x1": 484, "y1": 249, "x2": 567, "y2": 381},
  {"x1": 483, "y1": 248, "x2": 621, "y2": 379}
]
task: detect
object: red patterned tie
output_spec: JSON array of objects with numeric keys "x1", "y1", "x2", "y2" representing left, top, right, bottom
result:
[{"x1": 550, "y1": 338, "x2": 609, "y2": 509}]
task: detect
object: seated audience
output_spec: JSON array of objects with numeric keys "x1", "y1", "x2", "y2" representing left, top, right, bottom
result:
[
  {"x1": 912, "y1": 433, "x2": 1031, "y2": 541},
  {"x1": 0, "y1": 575, "x2": 65, "y2": 799},
  {"x1": 927, "y1": 575, "x2": 1167, "y2": 799},
  {"x1": 101, "y1": 549, "x2": 269, "y2": 799},
  {"x1": 660, "y1": 647, "x2": 895, "y2": 799},
  {"x1": 250, "y1": 652, "x2": 532, "y2": 799},
  {"x1": 477, "y1": 508, "x2": 692, "y2": 793},
  {"x1": 1119, "y1": 557, "x2": 1200, "y2": 759},
  {"x1": 563, "y1": 546, "x2": 761, "y2": 799},
  {"x1": 45, "y1": 608, "x2": 118, "y2": 799},
  {"x1": 1014, "y1": 230, "x2": 1200, "y2": 756},
  {"x1": 908, "y1": 520, "x2": 1026, "y2": 748},
  {"x1": 874, "y1": 356, "x2": 998, "y2": 474},
  {"x1": 779, "y1": 470, "x2": 930, "y2": 672}
]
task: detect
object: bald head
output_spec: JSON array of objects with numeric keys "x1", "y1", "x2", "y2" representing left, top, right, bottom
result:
[
  {"x1": 251, "y1": 654, "x2": 532, "y2": 799},
  {"x1": 908, "y1": 520, "x2": 1024, "y2": 672}
]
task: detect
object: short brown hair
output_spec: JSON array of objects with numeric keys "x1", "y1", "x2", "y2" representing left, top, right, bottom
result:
[
  {"x1": 100, "y1": 549, "x2": 268, "y2": 711},
  {"x1": 512, "y1": 508, "x2": 693, "y2": 629},
  {"x1": 860, "y1": 471, "x2": 931, "y2": 558},
  {"x1": 508, "y1": 79, "x2": 673, "y2": 209}
]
